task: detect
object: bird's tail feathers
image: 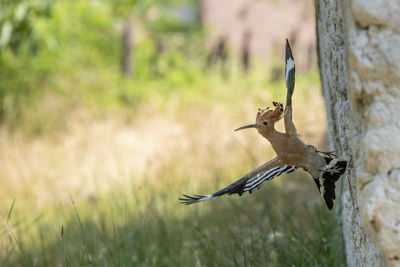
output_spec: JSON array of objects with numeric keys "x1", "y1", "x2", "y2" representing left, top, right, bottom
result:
[{"x1": 314, "y1": 157, "x2": 347, "y2": 209}]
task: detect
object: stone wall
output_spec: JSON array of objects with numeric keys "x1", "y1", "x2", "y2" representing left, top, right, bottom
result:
[{"x1": 315, "y1": 0, "x2": 400, "y2": 266}]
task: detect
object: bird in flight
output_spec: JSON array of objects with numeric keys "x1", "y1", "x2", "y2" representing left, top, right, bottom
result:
[{"x1": 180, "y1": 39, "x2": 347, "y2": 209}]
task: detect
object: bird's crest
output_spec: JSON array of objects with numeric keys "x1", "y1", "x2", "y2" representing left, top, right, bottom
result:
[{"x1": 256, "y1": 102, "x2": 283, "y2": 124}]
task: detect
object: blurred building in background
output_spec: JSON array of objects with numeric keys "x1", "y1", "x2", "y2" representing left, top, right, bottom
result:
[{"x1": 201, "y1": 0, "x2": 316, "y2": 71}]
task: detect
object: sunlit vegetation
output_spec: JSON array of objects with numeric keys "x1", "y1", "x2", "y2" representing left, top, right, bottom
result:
[{"x1": 0, "y1": 0, "x2": 346, "y2": 266}]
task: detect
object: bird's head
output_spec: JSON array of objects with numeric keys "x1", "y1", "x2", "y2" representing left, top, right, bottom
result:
[{"x1": 235, "y1": 102, "x2": 283, "y2": 134}]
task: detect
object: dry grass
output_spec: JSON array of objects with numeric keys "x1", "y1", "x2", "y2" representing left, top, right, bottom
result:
[
  {"x1": 0, "y1": 77, "x2": 346, "y2": 266},
  {"x1": 0, "y1": 82, "x2": 326, "y2": 205}
]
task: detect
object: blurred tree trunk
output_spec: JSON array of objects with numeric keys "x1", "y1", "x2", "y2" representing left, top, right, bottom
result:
[
  {"x1": 240, "y1": 29, "x2": 251, "y2": 73},
  {"x1": 316, "y1": 0, "x2": 400, "y2": 266},
  {"x1": 121, "y1": 17, "x2": 133, "y2": 76}
]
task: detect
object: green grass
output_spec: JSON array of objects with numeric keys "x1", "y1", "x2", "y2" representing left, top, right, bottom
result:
[{"x1": 2, "y1": 174, "x2": 345, "y2": 266}]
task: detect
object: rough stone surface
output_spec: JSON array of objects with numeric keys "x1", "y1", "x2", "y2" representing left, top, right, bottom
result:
[
  {"x1": 344, "y1": 0, "x2": 400, "y2": 265},
  {"x1": 315, "y1": 0, "x2": 400, "y2": 266}
]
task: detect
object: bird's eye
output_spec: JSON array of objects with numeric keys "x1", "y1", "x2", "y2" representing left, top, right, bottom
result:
[{"x1": 263, "y1": 121, "x2": 268, "y2": 126}]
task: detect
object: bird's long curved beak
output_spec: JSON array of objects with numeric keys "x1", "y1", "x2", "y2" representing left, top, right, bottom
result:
[{"x1": 234, "y1": 124, "x2": 259, "y2": 131}]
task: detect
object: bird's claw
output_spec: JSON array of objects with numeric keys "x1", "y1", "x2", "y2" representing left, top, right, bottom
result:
[
  {"x1": 317, "y1": 150, "x2": 337, "y2": 157},
  {"x1": 307, "y1": 145, "x2": 317, "y2": 152}
]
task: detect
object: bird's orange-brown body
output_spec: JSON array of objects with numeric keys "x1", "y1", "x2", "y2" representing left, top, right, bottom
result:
[
  {"x1": 180, "y1": 39, "x2": 347, "y2": 209},
  {"x1": 237, "y1": 101, "x2": 327, "y2": 179}
]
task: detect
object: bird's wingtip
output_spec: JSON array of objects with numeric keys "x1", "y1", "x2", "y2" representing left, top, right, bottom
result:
[
  {"x1": 179, "y1": 194, "x2": 210, "y2": 205},
  {"x1": 285, "y1": 39, "x2": 294, "y2": 60}
]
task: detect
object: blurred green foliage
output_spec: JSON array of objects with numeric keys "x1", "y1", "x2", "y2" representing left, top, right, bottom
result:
[
  {"x1": 0, "y1": 0, "x2": 52, "y2": 53},
  {"x1": 0, "y1": 0, "x2": 203, "y2": 127},
  {"x1": 0, "y1": 0, "x2": 52, "y2": 123}
]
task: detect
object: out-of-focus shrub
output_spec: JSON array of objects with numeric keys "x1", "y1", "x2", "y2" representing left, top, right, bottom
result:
[{"x1": 0, "y1": 0, "x2": 206, "y2": 127}]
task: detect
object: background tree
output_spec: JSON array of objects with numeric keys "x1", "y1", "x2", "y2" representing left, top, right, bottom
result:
[{"x1": 112, "y1": 0, "x2": 137, "y2": 76}]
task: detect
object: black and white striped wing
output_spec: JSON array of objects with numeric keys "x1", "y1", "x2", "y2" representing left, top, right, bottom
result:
[
  {"x1": 285, "y1": 38, "x2": 295, "y2": 108},
  {"x1": 180, "y1": 164, "x2": 296, "y2": 205},
  {"x1": 283, "y1": 39, "x2": 298, "y2": 137}
]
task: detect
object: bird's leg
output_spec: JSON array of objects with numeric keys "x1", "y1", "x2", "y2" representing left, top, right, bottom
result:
[
  {"x1": 316, "y1": 150, "x2": 337, "y2": 157},
  {"x1": 307, "y1": 144, "x2": 318, "y2": 151},
  {"x1": 320, "y1": 165, "x2": 345, "y2": 175}
]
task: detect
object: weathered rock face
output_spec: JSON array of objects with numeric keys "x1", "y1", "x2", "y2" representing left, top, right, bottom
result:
[
  {"x1": 316, "y1": 0, "x2": 400, "y2": 266},
  {"x1": 344, "y1": 0, "x2": 400, "y2": 265}
]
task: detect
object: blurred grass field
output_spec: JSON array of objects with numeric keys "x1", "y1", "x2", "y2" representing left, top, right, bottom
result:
[{"x1": 0, "y1": 1, "x2": 345, "y2": 266}]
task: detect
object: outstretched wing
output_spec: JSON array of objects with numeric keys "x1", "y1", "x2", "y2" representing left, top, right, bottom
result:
[
  {"x1": 285, "y1": 38, "x2": 295, "y2": 108},
  {"x1": 180, "y1": 158, "x2": 296, "y2": 205},
  {"x1": 284, "y1": 39, "x2": 298, "y2": 136}
]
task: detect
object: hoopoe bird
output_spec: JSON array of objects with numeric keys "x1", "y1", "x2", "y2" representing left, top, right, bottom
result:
[{"x1": 180, "y1": 39, "x2": 347, "y2": 209}]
